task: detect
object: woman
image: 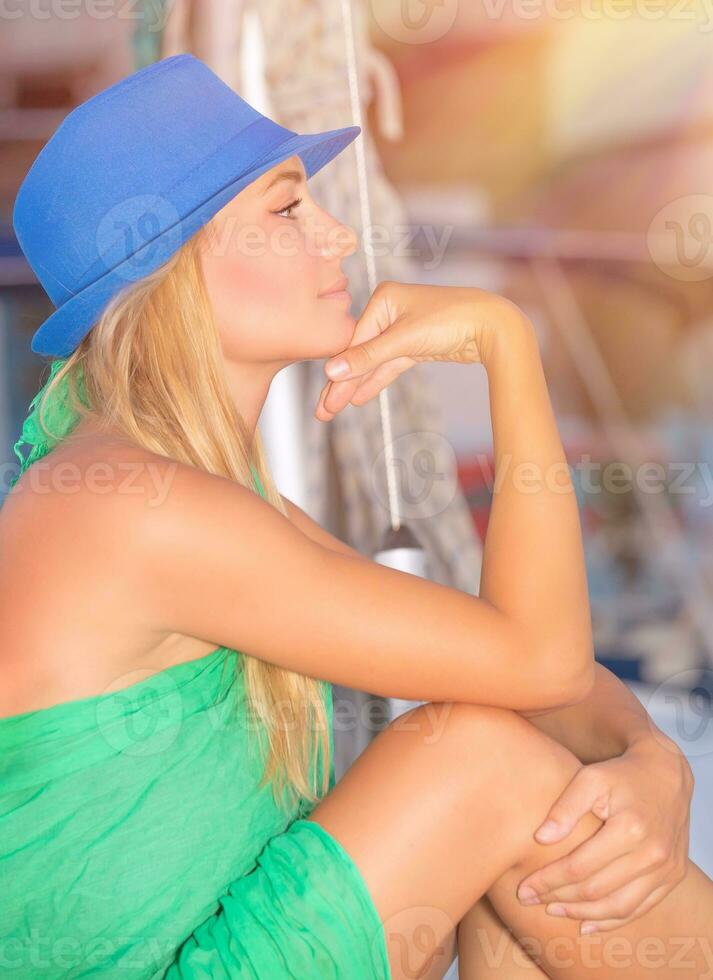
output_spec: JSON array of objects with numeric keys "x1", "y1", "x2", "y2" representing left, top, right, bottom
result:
[{"x1": 1, "y1": 54, "x2": 711, "y2": 980}]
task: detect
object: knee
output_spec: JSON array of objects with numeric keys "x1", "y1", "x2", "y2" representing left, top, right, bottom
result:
[
  {"x1": 394, "y1": 700, "x2": 561, "y2": 756},
  {"x1": 389, "y1": 701, "x2": 517, "y2": 758},
  {"x1": 395, "y1": 699, "x2": 523, "y2": 739},
  {"x1": 393, "y1": 701, "x2": 584, "y2": 805}
]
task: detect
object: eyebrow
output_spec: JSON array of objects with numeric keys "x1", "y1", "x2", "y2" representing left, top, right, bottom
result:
[{"x1": 260, "y1": 168, "x2": 306, "y2": 195}]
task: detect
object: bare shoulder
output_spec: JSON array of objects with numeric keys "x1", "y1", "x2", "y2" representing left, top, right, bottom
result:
[
  {"x1": 0, "y1": 434, "x2": 197, "y2": 636},
  {"x1": 0, "y1": 435, "x2": 210, "y2": 713},
  {"x1": 5, "y1": 429, "x2": 361, "y2": 561},
  {"x1": 2, "y1": 433, "x2": 179, "y2": 540}
]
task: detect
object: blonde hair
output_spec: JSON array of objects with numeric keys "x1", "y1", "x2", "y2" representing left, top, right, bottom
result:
[{"x1": 26, "y1": 221, "x2": 331, "y2": 815}]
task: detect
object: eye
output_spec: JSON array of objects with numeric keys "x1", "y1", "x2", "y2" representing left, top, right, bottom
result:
[{"x1": 273, "y1": 197, "x2": 303, "y2": 220}]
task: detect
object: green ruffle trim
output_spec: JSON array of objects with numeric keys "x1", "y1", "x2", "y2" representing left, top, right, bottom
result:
[{"x1": 8, "y1": 358, "x2": 88, "y2": 491}]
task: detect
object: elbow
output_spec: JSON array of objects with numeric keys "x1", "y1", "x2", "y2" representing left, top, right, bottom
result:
[
  {"x1": 558, "y1": 659, "x2": 596, "y2": 707},
  {"x1": 534, "y1": 644, "x2": 596, "y2": 710}
]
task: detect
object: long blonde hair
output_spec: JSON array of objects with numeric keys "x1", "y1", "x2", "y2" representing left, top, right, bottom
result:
[{"x1": 25, "y1": 220, "x2": 331, "y2": 815}]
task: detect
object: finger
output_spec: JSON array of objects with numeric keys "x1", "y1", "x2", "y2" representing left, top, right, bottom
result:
[
  {"x1": 518, "y1": 813, "x2": 636, "y2": 903},
  {"x1": 533, "y1": 768, "x2": 610, "y2": 845},
  {"x1": 578, "y1": 881, "x2": 673, "y2": 935},
  {"x1": 315, "y1": 381, "x2": 336, "y2": 421},
  {"x1": 544, "y1": 869, "x2": 664, "y2": 923},
  {"x1": 316, "y1": 354, "x2": 415, "y2": 419},
  {"x1": 324, "y1": 307, "x2": 409, "y2": 381},
  {"x1": 348, "y1": 357, "x2": 415, "y2": 405},
  {"x1": 535, "y1": 841, "x2": 670, "y2": 905},
  {"x1": 315, "y1": 370, "x2": 374, "y2": 420},
  {"x1": 315, "y1": 380, "x2": 331, "y2": 418},
  {"x1": 323, "y1": 373, "x2": 370, "y2": 415}
]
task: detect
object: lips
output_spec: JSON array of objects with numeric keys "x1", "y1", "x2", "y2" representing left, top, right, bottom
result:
[{"x1": 319, "y1": 275, "x2": 349, "y2": 297}]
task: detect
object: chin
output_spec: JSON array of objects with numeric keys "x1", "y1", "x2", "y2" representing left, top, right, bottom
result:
[
  {"x1": 330, "y1": 314, "x2": 358, "y2": 349},
  {"x1": 286, "y1": 309, "x2": 356, "y2": 362}
]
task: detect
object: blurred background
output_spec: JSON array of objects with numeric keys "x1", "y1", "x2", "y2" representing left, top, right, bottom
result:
[{"x1": 2, "y1": 0, "x2": 713, "y2": 952}]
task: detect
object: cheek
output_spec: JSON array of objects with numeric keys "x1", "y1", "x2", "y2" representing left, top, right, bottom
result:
[
  {"x1": 202, "y1": 230, "x2": 353, "y2": 358},
  {"x1": 207, "y1": 238, "x2": 318, "y2": 317},
  {"x1": 223, "y1": 255, "x2": 320, "y2": 326}
]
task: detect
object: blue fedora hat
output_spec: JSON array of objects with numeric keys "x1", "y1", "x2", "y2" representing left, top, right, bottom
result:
[{"x1": 13, "y1": 53, "x2": 361, "y2": 358}]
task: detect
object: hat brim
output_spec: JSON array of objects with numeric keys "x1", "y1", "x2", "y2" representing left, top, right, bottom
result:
[{"x1": 30, "y1": 124, "x2": 361, "y2": 357}]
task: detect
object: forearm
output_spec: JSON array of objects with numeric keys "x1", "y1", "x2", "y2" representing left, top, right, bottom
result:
[
  {"x1": 478, "y1": 303, "x2": 594, "y2": 689},
  {"x1": 521, "y1": 661, "x2": 674, "y2": 764}
]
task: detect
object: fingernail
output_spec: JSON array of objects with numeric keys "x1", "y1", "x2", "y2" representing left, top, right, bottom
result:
[
  {"x1": 326, "y1": 359, "x2": 349, "y2": 379},
  {"x1": 517, "y1": 886, "x2": 539, "y2": 905},
  {"x1": 535, "y1": 820, "x2": 560, "y2": 841},
  {"x1": 546, "y1": 904, "x2": 567, "y2": 917},
  {"x1": 581, "y1": 923, "x2": 598, "y2": 935}
]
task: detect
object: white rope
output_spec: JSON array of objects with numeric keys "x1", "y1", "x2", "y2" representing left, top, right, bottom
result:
[{"x1": 337, "y1": 0, "x2": 401, "y2": 532}]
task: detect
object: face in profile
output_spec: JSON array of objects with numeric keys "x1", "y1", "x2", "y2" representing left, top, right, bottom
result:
[{"x1": 199, "y1": 154, "x2": 359, "y2": 367}]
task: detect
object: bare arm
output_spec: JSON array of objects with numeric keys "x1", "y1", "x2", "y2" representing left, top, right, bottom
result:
[
  {"x1": 521, "y1": 661, "x2": 681, "y2": 763},
  {"x1": 476, "y1": 314, "x2": 595, "y2": 694},
  {"x1": 116, "y1": 291, "x2": 594, "y2": 712},
  {"x1": 283, "y1": 499, "x2": 669, "y2": 767},
  {"x1": 280, "y1": 495, "x2": 368, "y2": 561}
]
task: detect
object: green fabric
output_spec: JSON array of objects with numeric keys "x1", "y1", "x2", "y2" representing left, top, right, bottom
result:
[
  {"x1": 8, "y1": 358, "x2": 87, "y2": 491},
  {"x1": 0, "y1": 370, "x2": 392, "y2": 979}
]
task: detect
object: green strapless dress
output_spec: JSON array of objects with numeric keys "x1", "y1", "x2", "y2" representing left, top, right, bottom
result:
[{"x1": 0, "y1": 359, "x2": 392, "y2": 979}]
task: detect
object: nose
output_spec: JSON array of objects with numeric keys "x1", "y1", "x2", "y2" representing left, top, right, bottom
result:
[{"x1": 317, "y1": 217, "x2": 359, "y2": 260}]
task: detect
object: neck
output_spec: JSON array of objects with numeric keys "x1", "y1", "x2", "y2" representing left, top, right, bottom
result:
[
  {"x1": 68, "y1": 358, "x2": 292, "y2": 447},
  {"x1": 221, "y1": 357, "x2": 289, "y2": 440}
]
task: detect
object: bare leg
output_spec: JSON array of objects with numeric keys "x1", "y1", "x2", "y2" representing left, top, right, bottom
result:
[
  {"x1": 306, "y1": 701, "x2": 713, "y2": 979},
  {"x1": 457, "y1": 894, "x2": 549, "y2": 977},
  {"x1": 483, "y1": 839, "x2": 713, "y2": 978}
]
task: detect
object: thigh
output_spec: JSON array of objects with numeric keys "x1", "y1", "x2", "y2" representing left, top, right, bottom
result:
[
  {"x1": 457, "y1": 894, "x2": 550, "y2": 978},
  {"x1": 306, "y1": 701, "x2": 586, "y2": 980}
]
